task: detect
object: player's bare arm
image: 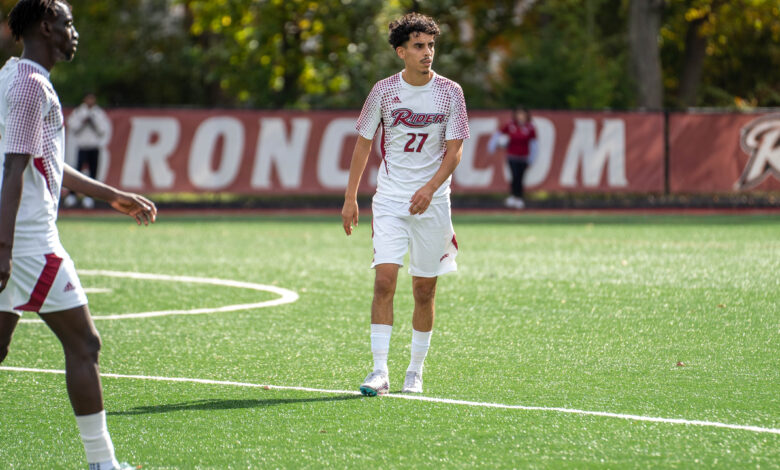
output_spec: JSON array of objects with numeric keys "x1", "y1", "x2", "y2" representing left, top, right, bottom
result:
[
  {"x1": 409, "y1": 139, "x2": 463, "y2": 215},
  {"x1": 62, "y1": 164, "x2": 157, "y2": 225},
  {"x1": 341, "y1": 135, "x2": 373, "y2": 236},
  {"x1": 0, "y1": 154, "x2": 30, "y2": 292}
]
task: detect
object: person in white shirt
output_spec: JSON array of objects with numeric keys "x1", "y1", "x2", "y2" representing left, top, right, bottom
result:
[
  {"x1": 0, "y1": 2, "x2": 155, "y2": 469},
  {"x1": 341, "y1": 12, "x2": 469, "y2": 396},
  {"x1": 65, "y1": 92, "x2": 110, "y2": 209}
]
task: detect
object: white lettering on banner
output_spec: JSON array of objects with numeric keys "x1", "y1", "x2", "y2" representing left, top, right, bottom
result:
[
  {"x1": 252, "y1": 118, "x2": 311, "y2": 188},
  {"x1": 188, "y1": 117, "x2": 244, "y2": 190},
  {"x1": 523, "y1": 117, "x2": 555, "y2": 187},
  {"x1": 560, "y1": 119, "x2": 627, "y2": 188},
  {"x1": 735, "y1": 114, "x2": 780, "y2": 189},
  {"x1": 456, "y1": 118, "x2": 497, "y2": 187},
  {"x1": 121, "y1": 117, "x2": 180, "y2": 190},
  {"x1": 317, "y1": 118, "x2": 356, "y2": 189}
]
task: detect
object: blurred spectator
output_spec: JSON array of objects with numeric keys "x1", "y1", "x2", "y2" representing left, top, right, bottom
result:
[
  {"x1": 489, "y1": 107, "x2": 538, "y2": 209},
  {"x1": 65, "y1": 93, "x2": 110, "y2": 208}
]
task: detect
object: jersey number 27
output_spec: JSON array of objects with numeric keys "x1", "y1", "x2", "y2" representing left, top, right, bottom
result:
[{"x1": 404, "y1": 133, "x2": 429, "y2": 153}]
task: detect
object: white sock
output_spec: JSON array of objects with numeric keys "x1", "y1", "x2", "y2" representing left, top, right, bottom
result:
[
  {"x1": 75, "y1": 410, "x2": 118, "y2": 469},
  {"x1": 407, "y1": 329, "x2": 432, "y2": 374},
  {"x1": 370, "y1": 323, "x2": 392, "y2": 373}
]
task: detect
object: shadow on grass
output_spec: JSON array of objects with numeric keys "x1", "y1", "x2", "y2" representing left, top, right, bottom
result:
[{"x1": 109, "y1": 394, "x2": 362, "y2": 416}]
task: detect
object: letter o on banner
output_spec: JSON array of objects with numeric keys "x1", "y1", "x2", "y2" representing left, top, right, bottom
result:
[{"x1": 189, "y1": 117, "x2": 245, "y2": 190}]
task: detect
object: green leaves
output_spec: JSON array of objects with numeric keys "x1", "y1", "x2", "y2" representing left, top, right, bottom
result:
[{"x1": 0, "y1": 0, "x2": 775, "y2": 108}]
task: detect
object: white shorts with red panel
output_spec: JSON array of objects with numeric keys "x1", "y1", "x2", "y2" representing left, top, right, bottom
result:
[
  {"x1": 0, "y1": 248, "x2": 88, "y2": 316},
  {"x1": 371, "y1": 196, "x2": 458, "y2": 278}
]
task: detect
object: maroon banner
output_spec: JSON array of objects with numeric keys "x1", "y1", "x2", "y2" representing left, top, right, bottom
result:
[
  {"x1": 669, "y1": 112, "x2": 780, "y2": 192},
  {"x1": 464, "y1": 110, "x2": 665, "y2": 193},
  {"x1": 83, "y1": 109, "x2": 666, "y2": 195}
]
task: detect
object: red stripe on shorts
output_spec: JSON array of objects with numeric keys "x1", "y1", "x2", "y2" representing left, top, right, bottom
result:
[{"x1": 14, "y1": 253, "x2": 63, "y2": 312}]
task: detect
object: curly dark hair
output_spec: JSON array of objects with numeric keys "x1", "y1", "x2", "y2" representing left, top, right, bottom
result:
[
  {"x1": 8, "y1": 0, "x2": 70, "y2": 41},
  {"x1": 388, "y1": 13, "x2": 440, "y2": 49}
]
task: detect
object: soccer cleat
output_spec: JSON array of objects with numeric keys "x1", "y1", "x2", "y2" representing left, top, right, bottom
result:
[
  {"x1": 505, "y1": 196, "x2": 525, "y2": 209},
  {"x1": 402, "y1": 371, "x2": 423, "y2": 394},
  {"x1": 113, "y1": 463, "x2": 139, "y2": 470},
  {"x1": 359, "y1": 370, "x2": 389, "y2": 396},
  {"x1": 88, "y1": 463, "x2": 138, "y2": 470}
]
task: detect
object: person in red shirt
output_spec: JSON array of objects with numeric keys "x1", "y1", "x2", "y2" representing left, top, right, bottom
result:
[{"x1": 493, "y1": 107, "x2": 537, "y2": 209}]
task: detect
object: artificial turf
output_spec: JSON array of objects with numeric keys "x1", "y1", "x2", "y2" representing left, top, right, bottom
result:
[{"x1": 1, "y1": 212, "x2": 777, "y2": 468}]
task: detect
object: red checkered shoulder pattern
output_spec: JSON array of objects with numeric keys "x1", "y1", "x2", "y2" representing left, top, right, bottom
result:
[
  {"x1": 356, "y1": 73, "x2": 403, "y2": 140},
  {"x1": 435, "y1": 75, "x2": 470, "y2": 141}
]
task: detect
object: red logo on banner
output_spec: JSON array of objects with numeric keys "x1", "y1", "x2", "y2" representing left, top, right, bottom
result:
[{"x1": 735, "y1": 114, "x2": 780, "y2": 190}]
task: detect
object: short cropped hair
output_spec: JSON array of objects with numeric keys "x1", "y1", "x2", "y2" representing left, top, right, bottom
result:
[
  {"x1": 388, "y1": 13, "x2": 440, "y2": 49},
  {"x1": 8, "y1": 0, "x2": 70, "y2": 41}
]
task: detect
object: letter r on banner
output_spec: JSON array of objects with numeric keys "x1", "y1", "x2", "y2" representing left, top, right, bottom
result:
[{"x1": 121, "y1": 117, "x2": 180, "y2": 190}]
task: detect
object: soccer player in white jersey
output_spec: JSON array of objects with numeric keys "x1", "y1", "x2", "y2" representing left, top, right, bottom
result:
[
  {"x1": 0, "y1": 2, "x2": 156, "y2": 469},
  {"x1": 341, "y1": 13, "x2": 469, "y2": 396}
]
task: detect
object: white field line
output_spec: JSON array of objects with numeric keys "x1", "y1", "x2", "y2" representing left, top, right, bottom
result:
[
  {"x1": 2, "y1": 366, "x2": 778, "y2": 436},
  {"x1": 19, "y1": 270, "x2": 299, "y2": 323},
  {"x1": 83, "y1": 288, "x2": 113, "y2": 294}
]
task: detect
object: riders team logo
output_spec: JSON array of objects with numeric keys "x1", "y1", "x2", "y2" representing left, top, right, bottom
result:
[
  {"x1": 390, "y1": 108, "x2": 446, "y2": 128},
  {"x1": 735, "y1": 113, "x2": 780, "y2": 190}
]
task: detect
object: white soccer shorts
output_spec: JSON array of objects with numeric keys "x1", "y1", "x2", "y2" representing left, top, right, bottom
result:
[
  {"x1": 0, "y1": 249, "x2": 88, "y2": 316},
  {"x1": 371, "y1": 196, "x2": 458, "y2": 278}
]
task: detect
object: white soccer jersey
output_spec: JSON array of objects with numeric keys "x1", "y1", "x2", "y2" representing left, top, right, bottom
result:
[
  {"x1": 0, "y1": 58, "x2": 65, "y2": 256},
  {"x1": 356, "y1": 71, "x2": 469, "y2": 203}
]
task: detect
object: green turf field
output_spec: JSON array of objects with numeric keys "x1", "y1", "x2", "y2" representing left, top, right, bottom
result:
[{"x1": 1, "y1": 213, "x2": 778, "y2": 468}]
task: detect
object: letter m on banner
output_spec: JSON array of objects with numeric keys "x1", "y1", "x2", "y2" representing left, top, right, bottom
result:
[{"x1": 560, "y1": 119, "x2": 628, "y2": 188}]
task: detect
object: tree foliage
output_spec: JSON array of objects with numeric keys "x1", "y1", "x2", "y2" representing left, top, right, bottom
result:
[
  {"x1": 503, "y1": 0, "x2": 635, "y2": 109},
  {"x1": 660, "y1": 0, "x2": 780, "y2": 108},
  {"x1": 0, "y1": 0, "x2": 777, "y2": 109}
]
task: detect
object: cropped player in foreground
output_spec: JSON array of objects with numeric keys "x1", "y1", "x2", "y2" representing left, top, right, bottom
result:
[
  {"x1": 341, "y1": 13, "x2": 469, "y2": 396},
  {"x1": 0, "y1": 2, "x2": 156, "y2": 469}
]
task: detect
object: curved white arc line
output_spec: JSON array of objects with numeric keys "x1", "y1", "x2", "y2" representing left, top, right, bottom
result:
[
  {"x1": 83, "y1": 288, "x2": 113, "y2": 294},
  {"x1": 92, "y1": 298, "x2": 297, "y2": 320},
  {"x1": 79, "y1": 270, "x2": 299, "y2": 299},
  {"x1": 19, "y1": 270, "x2": 299, "y2": 323},
  {"x1": 2, "y1": 366, "x2": 778, "y2": 436}
]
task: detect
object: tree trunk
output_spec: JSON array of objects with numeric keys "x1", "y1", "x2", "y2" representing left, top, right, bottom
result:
[
  {"x1": 628, "y1": 0, "x2": 665, "y2": 109},
  {"x1": 677, "y1": 17, "x2": 708, "y2": 108}
]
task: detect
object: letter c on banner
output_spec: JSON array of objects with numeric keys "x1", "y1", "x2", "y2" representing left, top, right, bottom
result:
[
  {"x1": 523, "y1": 117, "x2": 555, "y2": 187},
  {"x1": 317, "y1": 118, "x2": 356, "y2": 190}
]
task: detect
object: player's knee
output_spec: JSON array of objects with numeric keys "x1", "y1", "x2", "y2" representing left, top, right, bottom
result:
[
  {"x1": 65, "y1": 332, "x2": 102, "y2": 363},
  {"x1": 413, "y1": 282, "x2": 436, "y2": 304},
  {"x1": 84, "y1": 332, "x2": 102, "y2": 361},
  {"x1": 374, "y1": 274, "x2": 397, "y2": 299}
]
